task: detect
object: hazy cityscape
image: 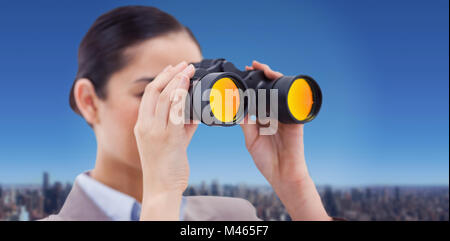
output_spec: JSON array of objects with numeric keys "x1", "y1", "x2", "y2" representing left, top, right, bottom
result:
[{"x1": 0, "y1": 172, "x2": 448, "y2": 221}]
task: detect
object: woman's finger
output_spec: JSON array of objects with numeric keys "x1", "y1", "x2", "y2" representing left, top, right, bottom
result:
[
  {"x1": 137, "y1": 64, "x2": 173, "y2": 125},
  {"x1": 167, "y1": 69, "x2": 193, "y2": 131},
  {"x1": 141, "y1": 62, "x2": 189, "y2": 118},
  {"x1": 167, "y1": 77, "x2": 193, "y2": 137},
  {"x1": 152, "y1": 61, "x2": 187, "y2": 92},
  {"x1": 155, "y1": 64, "x2": 195, "y2": 129},
  {"x1": 240, "y1": 115, "x2": 259, "y2": 150},
  {"x1": 252, "y1": 60, "x2": 283, "y2": 80}
]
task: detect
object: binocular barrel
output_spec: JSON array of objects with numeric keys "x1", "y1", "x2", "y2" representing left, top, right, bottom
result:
[{"x1": 186, "y1": 59, "x2": 322, "y2": 126}]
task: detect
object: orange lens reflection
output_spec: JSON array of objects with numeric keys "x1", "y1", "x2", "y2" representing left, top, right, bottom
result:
[
  {"x1": 210, "y1": 77, "x2": 240, "y2": 123},
  {"x1": 287, "y1": 78, "x2": 313, "y2": 121}
]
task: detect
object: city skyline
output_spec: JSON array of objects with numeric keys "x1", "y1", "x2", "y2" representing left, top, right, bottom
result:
[
  {"x1": 1, "y1": 173, "x2": 449, "y2": 187},
  {"x1": 0, "y1": 171, "x2": 448, "y2": 221}
]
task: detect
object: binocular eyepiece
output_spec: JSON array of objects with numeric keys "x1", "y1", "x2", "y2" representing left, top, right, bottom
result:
[{"x1": 186, "y1": 59, "x2": 322, "y2": 126}]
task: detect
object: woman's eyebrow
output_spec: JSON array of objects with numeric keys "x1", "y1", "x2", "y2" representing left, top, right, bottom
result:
[{"x1": 134, "y1": 77, "x2": 155, "y2": 83}]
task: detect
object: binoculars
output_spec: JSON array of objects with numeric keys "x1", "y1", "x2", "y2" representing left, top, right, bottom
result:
[{"x1": 186, "y1": 59, "x2": 322, "y2": 126}]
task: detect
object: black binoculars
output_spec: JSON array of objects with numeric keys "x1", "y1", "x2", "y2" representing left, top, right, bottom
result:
[{"x1": 185, "y1": 58, "x2": 322, "y2": 126}]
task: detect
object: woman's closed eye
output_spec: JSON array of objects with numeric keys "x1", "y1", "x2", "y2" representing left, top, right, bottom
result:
[{"x1": 133, "y1": 77, "x2": 155, "y2": 98}]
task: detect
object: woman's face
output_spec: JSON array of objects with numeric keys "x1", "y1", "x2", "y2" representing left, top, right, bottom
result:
[{"x1": 94, "y1": 31, "x2": 202, "y2": 168}]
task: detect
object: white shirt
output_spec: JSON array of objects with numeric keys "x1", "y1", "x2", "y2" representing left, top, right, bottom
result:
[{"x1": 75, "y1": 172, "x2": 186, "y2": 221}]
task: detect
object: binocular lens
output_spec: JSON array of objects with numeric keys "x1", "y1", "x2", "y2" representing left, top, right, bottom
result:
[
  {"x1": 189, "y1": 59, "x2": 322, "y2": 126},
  {"x1": 287, "y1": 78, "x2": 314, "y2": 121},
  {"x1": 210, "y1": 77, "x2": 241, "y2": 123}
]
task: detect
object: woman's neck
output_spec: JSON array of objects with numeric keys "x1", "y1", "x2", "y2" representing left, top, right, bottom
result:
[{"x1": 90, "y1": 151, "x2": 143, "y2": 203}]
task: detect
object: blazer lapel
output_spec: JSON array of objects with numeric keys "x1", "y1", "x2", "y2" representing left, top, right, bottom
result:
[{"x1": 55, "y1": 180, "x2": 112, "y2": 221}]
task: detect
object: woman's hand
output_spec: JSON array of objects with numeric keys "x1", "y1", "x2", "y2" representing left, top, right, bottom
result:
[
  {"x1": 241, "y1": 60, "x2": 331, "y2": 221},
  {"x1": 134, "y1": 61, "x2": 197, "y2": 220}
]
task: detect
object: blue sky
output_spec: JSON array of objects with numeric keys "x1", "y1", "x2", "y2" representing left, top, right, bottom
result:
[{"x1": 0, "y1": 0, "x2": 448, "y2": 186}]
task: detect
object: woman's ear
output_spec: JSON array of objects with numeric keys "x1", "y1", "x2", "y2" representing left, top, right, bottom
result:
[{"x1": 73, "y1": 78, "x2": 100, "y2": 125}]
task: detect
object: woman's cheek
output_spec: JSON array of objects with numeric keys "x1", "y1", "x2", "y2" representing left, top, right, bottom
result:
[
  {"x1": 117, "y1": 98, "x2": 140, "y2": 140},
  {"x1": 107, "y1": 97, "x2": 141, "y2": 162},
  {"x1": 127, "y1": 99, "x2": 144, "y2": 164}
]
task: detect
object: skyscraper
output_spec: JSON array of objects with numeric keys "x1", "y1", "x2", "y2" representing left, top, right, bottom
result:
[
  {"x1": 323, "y1": 186, "x2": 338, "y2": 217},
  {"x1": 43, "y1": 172, "x2": 49, "y2": 193}
]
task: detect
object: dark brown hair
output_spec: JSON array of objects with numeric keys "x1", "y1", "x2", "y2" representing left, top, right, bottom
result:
[{"x1": 69, "y1": 6, "x2": 200, "y2": 114}]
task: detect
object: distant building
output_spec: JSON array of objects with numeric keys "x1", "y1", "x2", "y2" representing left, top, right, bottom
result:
[
  {"x1": 323, "y1": 186, "x2": 338, "y2": 217},
  {"x1": 19, "y1": 205, "x2": 29, "y2": 221},
  {"x1": 43, "y1": 172, "x2": 49, "y2": 193}
]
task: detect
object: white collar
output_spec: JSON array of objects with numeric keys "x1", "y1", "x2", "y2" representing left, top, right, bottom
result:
[
  {"x1": 75, "y1": 172, "x2": 138, "y2": 221},
  {"x1": 75, "y1": 171, "x2": 187, "y2": 220}
]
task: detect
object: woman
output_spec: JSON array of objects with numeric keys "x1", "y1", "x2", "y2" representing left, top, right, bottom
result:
[{"x1": 42, "y1": 5, "x2": 332, "y2": 221}]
